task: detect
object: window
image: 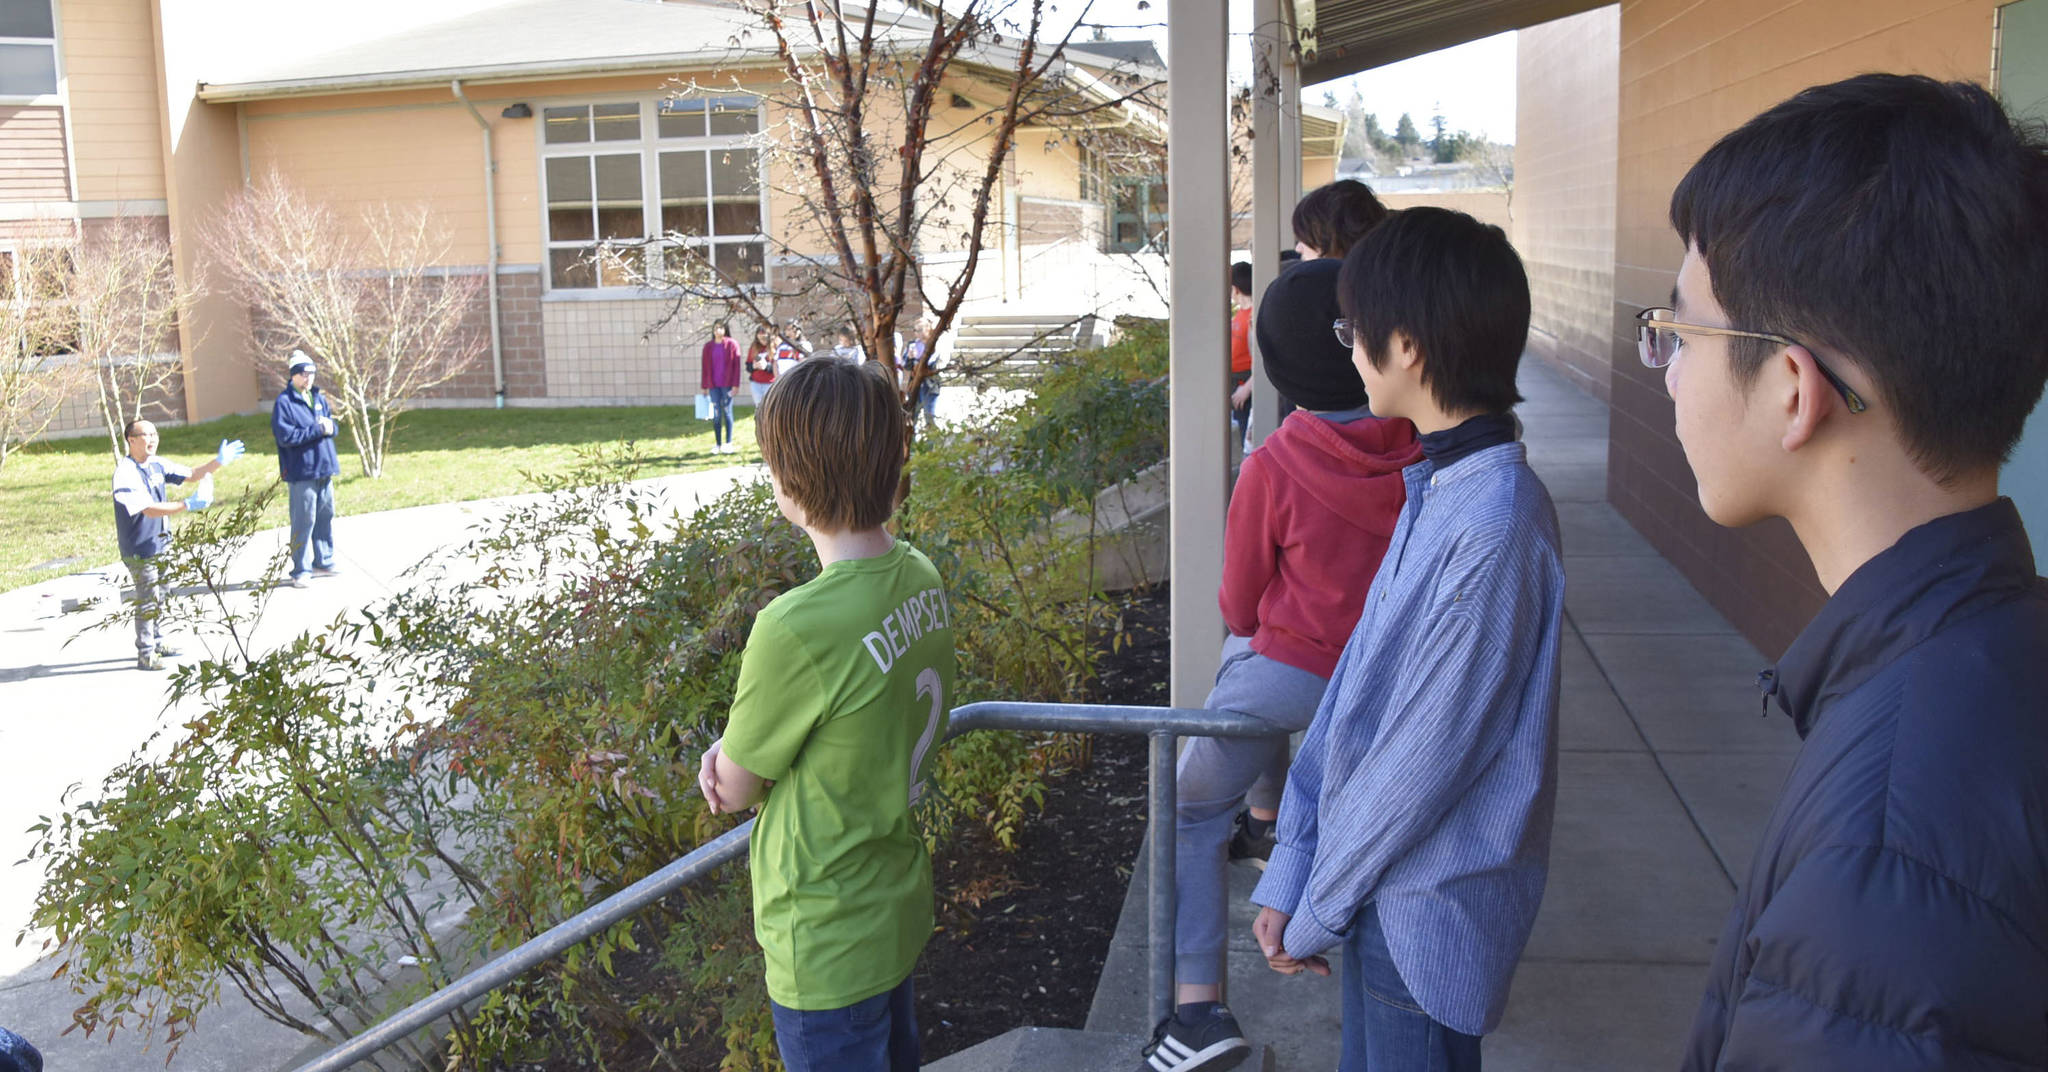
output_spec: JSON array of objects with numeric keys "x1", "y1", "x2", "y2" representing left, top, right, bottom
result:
[
  {"x1": 1111, "y1": 176, "x2": 1168, "y2": 253},
  {"x1": 540, "y1": 97, "x2": 767, "y2": 291},
  {"x1": 0, "y1": 0, "x2": 58, "y2": 98}
]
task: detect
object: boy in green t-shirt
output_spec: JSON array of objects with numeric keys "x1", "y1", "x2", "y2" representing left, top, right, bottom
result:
[{"x1": 698, "y1": 356, "x2": 955, "y2": 1072}]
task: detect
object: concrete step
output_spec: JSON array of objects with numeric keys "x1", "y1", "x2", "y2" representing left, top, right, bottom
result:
[{"x1": 928, "y1": 1025, "x2": 1275, "y2": 1072}]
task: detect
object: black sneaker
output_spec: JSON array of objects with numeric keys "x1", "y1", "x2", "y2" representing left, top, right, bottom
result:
[
  {"x1": 1227, "y1": 811, "x2": 1275, "y2": 870},
  {"x1": 1140, "y1": 1003, "x2": 1250, "y2": 1072}
]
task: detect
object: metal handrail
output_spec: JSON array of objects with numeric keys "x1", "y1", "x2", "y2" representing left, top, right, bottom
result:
[{"x1": 295, "y1": 701, "x2": 1285, "y2": 1072}]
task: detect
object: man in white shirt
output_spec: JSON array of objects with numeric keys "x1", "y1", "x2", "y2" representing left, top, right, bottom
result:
[{"x1": 111, "y1": 420, "x2": 244, "y2": 670}]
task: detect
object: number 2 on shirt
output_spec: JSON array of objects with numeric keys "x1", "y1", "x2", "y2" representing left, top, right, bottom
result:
[{"x1": 909, "y1": 667, "x2": 944, "y2": 805}]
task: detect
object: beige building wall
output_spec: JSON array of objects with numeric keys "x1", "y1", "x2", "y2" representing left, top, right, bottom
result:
[
  {"x1": 1379, "y1": 189, "x2": 1512, "y2": 231},
  {"x1": 61, "y1": 0, "x2": 168, "y2": 203},
  {"x1": 1513, "y1": 4, "x2": 1618, "y2": 401},
  {"x1": 0, "y1": 106, "x2": 71, "y2": 201},
  {"x1": 1610, "y1": 0, "x2": 1999, "y2": 655}
]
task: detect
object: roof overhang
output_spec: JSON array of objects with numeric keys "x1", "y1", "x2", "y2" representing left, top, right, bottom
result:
[
  {"x1": 1300, "y1": 0, "x2": 1611, "y2": 85},
  {"x1": 197, "y1": 50, "x2": 743, "y2": 102}
]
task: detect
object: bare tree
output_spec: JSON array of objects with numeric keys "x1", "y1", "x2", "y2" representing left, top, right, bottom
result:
[
  {"x1": 1460, "y1": 138, "x2": 1516, "y2": 222},
  {"x1": 66, "y1": 216, "x2": 193, "y2": 458},
  {"x1": 211, "y1": 174, "x2": 486, "y2": 478},
  {"x1": 635, "y1": 1, "x2": 1159, "y2": 440},
  {"x1": 0, "y1": 242, "x2": 93, "y2": 474}
]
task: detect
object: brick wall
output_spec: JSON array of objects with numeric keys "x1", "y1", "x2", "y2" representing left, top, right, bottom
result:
[
  {"x1": 1611, "y1": 0, "x2": 1998, "y2": 655},
  {"x1": 1513, "y1": 6, "x2": 1618, "y2": 402}
]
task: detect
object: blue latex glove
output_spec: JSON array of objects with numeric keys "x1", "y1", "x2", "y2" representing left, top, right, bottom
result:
[
  {"x1": 186, "y1": 494, "x2": 210, "y2": 512},
  {"x1": 216, "y1": 439, "x2": 245, "y2": 466}
]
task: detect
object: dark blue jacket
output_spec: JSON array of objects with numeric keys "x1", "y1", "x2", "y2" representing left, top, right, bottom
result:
[
  {"x1": 1684, "y1": 499, "x2": 2048, "y2": 1071},
  {"x1": 271, "y1": 385, "x2": 339, "y2": 482}
]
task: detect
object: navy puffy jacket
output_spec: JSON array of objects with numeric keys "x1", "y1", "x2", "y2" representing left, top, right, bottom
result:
[
  {"x1": 271, "y1": 386, "x2": 339, "y2": 482},
  {"x1": 1684, "y1": 500, "x2": 2048, "y2": 1071}
]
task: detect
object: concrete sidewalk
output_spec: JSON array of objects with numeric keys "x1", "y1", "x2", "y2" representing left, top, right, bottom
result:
[
  {"x1": 0, "y1": 463, "x2": 760, "y2": 1071},
  {"x1": 1084, "y1": 361, "x2": 1795, "y2": 1069}
]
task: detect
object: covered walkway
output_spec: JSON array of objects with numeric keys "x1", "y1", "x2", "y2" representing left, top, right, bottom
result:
[{"x1": 1082, "y1": 359, "x2": 1793, "y2": 1070}]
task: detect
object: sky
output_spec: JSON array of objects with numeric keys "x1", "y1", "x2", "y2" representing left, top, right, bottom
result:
[{"x1": 1039, "y1": 0, "x2": 1519, "y2": 143}]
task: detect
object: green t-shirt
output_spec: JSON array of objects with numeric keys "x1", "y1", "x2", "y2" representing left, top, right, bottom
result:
[{"x1": 720, "y1": 539, "x2": 957, "y2": 1010}]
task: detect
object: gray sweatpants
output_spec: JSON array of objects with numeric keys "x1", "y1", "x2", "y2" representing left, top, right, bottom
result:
[
  {"x1": 124, "y1": 556, "x2": 160, "y2": 657},
  {"x1": 1174, "y1": 633, "x2": 1330, "y2": 988}
]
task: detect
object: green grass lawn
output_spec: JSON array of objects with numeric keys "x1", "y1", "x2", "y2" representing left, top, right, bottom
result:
[{"x1": 0, "y1": 405, "x2": 758, "y2": 593}]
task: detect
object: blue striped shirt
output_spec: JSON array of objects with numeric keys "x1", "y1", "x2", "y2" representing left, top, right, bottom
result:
[{"x1": 1251, "y1": 441, "x2": 1566, "y2": 1036}]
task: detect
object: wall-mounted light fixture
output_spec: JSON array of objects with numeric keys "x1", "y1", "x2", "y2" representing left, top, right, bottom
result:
[{"x1": 501, "y1": 102, "x2": 533, "y2": 119}]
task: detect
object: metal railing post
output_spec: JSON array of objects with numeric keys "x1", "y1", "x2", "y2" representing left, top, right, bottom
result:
[{"x1": 1147, "y1": 728, "x2": 1177, "y2": 1027}]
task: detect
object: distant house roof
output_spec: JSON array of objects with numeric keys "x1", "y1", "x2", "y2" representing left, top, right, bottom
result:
[
  {"x1": 197, "y1": 0, "x2": 918, "y2": 101},
  {"x1": 1065, "y1": 39, "x2": 1164, "y2": 71}
]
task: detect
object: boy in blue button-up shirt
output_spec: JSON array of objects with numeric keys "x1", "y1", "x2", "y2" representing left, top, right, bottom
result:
[{"x1": 1250, "y1": 208, "x2": 1565, "y2": 1072}]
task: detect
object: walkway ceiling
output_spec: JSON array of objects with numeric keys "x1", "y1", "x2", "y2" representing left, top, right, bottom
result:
[{"x1": 1299, "y1": 0, "x2": 1612, "y2": 85}]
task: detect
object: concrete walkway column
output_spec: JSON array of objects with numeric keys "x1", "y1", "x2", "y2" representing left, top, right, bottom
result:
[
  {"x1": 1248, "y1": 0, "x2": 1283, "y2": 454},
  {"x1": 1167, "y1": 0, "x2": 1229, "y2": 708}
]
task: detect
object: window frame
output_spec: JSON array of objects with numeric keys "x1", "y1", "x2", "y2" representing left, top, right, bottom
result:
[
  {"x1": 0, "y1": 0, "x2": 61, "y2": 105},
  {"x1": 536, "y1": 93, "x2": 770, "y2": 298}
]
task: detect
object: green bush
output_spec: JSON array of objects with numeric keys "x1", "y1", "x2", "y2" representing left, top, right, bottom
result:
[{"x1": 24, "y1": 321, "x2": 1171, "y2": 1070}]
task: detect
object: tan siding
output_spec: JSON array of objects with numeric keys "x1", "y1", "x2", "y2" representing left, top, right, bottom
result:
[
  {"x1": 60, "y1": 0, "x2": 168, "y2": 201},
  {"x1": 1514, "y1": 5, "x2": 1619, "y2": 401},
  {"x1": 0, "y1": 106, "x2": 72, "y2": 200},
  {"x1": 1610, "y1": 0, "x2": 1997, "y2": 654}
]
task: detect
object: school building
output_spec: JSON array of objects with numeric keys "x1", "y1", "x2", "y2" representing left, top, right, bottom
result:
[{"x1": 4, "y1": 0, "x2": 2045, "y2": 661}]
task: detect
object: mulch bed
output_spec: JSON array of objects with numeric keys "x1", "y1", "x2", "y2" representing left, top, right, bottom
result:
[{"x1": 915, "y1": 583, "x2": 1170, "y2": 1060}]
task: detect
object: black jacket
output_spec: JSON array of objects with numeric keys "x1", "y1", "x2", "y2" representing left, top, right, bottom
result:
[{"x1": 1684, "y1": 499, "x2": 2048, "y2": 1071}]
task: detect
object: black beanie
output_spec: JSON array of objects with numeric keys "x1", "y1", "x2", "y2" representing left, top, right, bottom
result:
[{"x1": 1252, "y1": 258, "x2": 1365, "y2": 412}]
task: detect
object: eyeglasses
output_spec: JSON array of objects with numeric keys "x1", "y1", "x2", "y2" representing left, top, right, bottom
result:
[
  {"x1": 1635, "y1": 307, "x2": 1867, "y2": 414},
  {"x1": 1332, "y1": 319, "x2": 1355, "y2": 349}
]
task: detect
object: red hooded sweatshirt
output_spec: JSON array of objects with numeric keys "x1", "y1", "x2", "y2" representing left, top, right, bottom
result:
[{"x1": 1219, "y1": 409, "x2": 1421, "y2": 679}]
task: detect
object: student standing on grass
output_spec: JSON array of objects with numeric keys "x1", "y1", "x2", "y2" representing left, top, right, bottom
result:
[
  {"x1": 270, "y1": 350, "x2": 339, "y2": 590},
  {"x1": 1648, "y1": 75, "x2": 2048, "y2": 1070},
  {"x1": 1140, "y1": 267, "x2": 1420, "y2": 1070},
  {"x1": 747, "y1": 323, "x2": 777, "y2": 401},
  {"x1": 1250, "y1": 208, "x2": 1565, "y2": 1072},
  {"x1": 701, "y1": 321, "x2": 743, "y2": 454},
  {"x1": 697, "y1": 357, "x2": 955, "y2": 1072},
  {"x1": 112, "y1": 420, "x2": 244, "y2": 670},
  {"x1": 775, "y1": 320, "x2": 809, "y2": 380}
]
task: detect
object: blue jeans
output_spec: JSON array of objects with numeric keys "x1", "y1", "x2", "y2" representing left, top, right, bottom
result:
[
  {"x1": 771, "y1": 976, "x2": 919, "y2": 1072},
  {"x1": 1341, "y1": 904, "x2": 1482, "y2": 1072},
  {"x1": 708, "y1": 385, "x2": 734, "y2": 444},
  {"x1": 286, "y1": 477, "x2": 336, "y2": 577}
]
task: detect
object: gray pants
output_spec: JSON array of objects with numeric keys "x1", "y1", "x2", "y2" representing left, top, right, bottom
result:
[
  {"x1": 1174, "y1": 634, "x2": 1329, "y2": 988},
  {"x1": 124, "y1": 556, "x2": 160, "y2": 657}
]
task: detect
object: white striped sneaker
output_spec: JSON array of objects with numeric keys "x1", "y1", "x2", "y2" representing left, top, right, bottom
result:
[{"x1": 1139, "y1": 1004, "x2": 1251, "y2": 1072}]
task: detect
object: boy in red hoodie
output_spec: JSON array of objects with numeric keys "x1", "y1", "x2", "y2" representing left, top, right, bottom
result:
[{"x1": 1143, "y1": 181, "x2": 1415, "y2": 1072}]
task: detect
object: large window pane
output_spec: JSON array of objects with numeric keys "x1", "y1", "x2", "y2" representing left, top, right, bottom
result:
[
  {"x1": 657, "y1": 100, "x2": 704, "y2": 139},
  {"x1": 709, "y1": 148, "x2": 758, "y2": 196},
  {"x1": 663, "y1": 203, "x2": 709, "y2": 237},
  {"x1": 658, "y1": 150, "x2": 708, "y2": 200},
  {"x1": 0, "y1": 1, "x2": 54, "y2": 39},
  {"x1": 545, "y1": 156, "x2": 594, "y2": 241},
  {"x1": 592, "y1": 102, "x2": 640, "y2": 142},
  {"x1": 593, "y1": 154, "x2": 643, "y2": 241},
  {"x1": 712, "y1": 199, "x2": 761, "y2": 235},
  {"x1": 0, "y1": 42, "x2": 56, "y2": 96},
  {"x1": 543, "y1": 106, "x2": 590, "y2": 144},
  {"x1": 713, "y1": 242, "x2": 765, "y2": 286},
  {"x1": 706, "y1": 99, "x2": 760, "y2": 136},
  {"x1": 549, "y1": 247, "x2": 596, "y2": 289}
]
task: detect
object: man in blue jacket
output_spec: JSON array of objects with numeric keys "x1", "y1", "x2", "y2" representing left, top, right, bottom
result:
[
  {"x1": 1643, "y1": 74, "x2": 2048, "y2": 1069},
  {"x1": 271, "y1": 350, "x2": 341, "y2": 588}
]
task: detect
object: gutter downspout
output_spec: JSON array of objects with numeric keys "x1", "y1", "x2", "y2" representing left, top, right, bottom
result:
[{"x1": 452, "y1": 79, "x2": 506, "y2": 408}]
